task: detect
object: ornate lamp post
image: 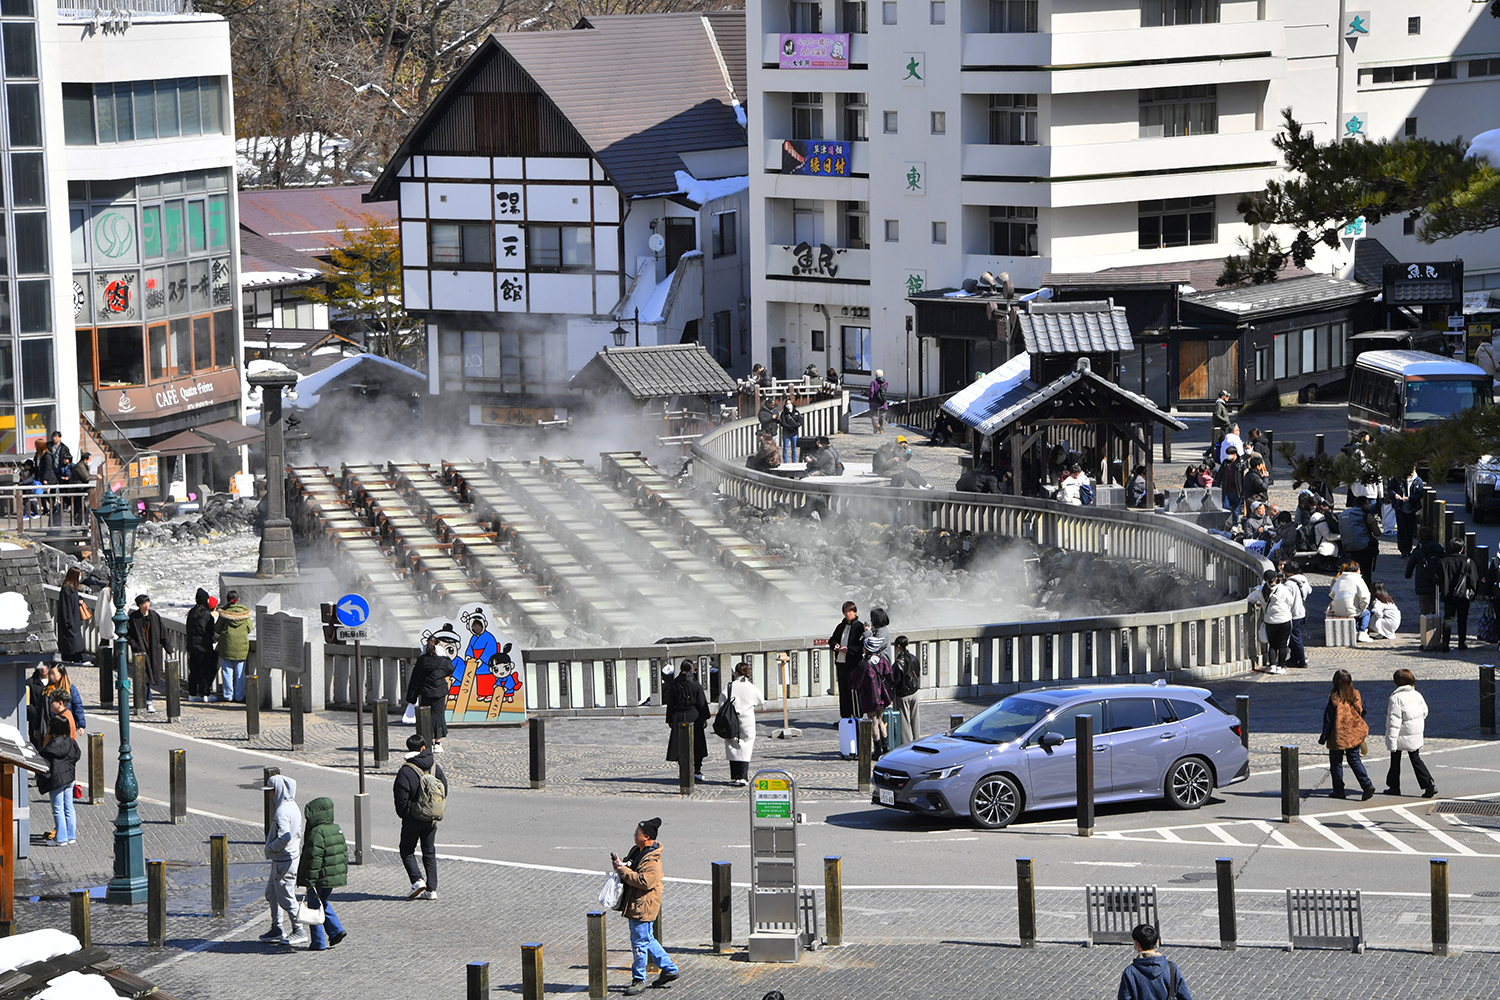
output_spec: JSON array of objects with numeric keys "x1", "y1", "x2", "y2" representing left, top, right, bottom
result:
[{"x1": 93, "y1": 489, "x2": 145, "y2": 904}]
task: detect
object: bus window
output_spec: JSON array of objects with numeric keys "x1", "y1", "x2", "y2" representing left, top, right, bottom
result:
[{"x1": 1405, "y1": 380, "x2": 1486, "y2": 424}]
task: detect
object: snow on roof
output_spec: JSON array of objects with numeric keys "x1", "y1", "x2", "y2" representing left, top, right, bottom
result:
[
  {"x1": 247, "y1": 359, "x2": 298, "y2": 379},
  {"x1": 290, "y1": 353, "x2": 425, "y2": 409},
  {"x1": 241, "y1": 269, "x2": 319, "y2": 288},
  {"x1": 1468, "y1": 128, "x2": 1500, "y2": 164},
  {"x1": 941, "y1": 352, "x2": 1032, "y2": 425},
  {"x1": 672, "y1": 169, "x2": 748, "y2": 207}
]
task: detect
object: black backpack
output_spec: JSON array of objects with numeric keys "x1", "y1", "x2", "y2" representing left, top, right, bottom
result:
[
  {"x1": 894, "y1": 653, "x2": 920, "y2": 698},
  {"x1": 713, "y1": 695, "x2": 739, "y2": 739}
]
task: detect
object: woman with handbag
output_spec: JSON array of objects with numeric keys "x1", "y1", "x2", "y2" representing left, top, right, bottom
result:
[
  {"x1": 1319, "y1": 669, "x2": 1375, "y2": 800},
  {"x1": 716, "y1": 661, "x2": 765, "y2": 787},
  {"x1": 55, "y1": 567, "x2": 89, "y2": 665}
]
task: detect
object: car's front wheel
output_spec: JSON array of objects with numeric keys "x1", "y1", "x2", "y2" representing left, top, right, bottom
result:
[
  {"x1": 968, "y1": 774, "x2": 1022, "y2": 829},
  {"x1": 1164, "y1": 757, "x2": 1213, "y2": 810}
]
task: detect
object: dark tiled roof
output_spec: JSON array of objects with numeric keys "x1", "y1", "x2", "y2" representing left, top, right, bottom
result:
[
  {"x1": 0, "y1": 544, "x2": 54, "y2": 656},
  {"x1": 1019, "y1": 300, "x2": 1135, "y2": 353},
  {"x1": 238, "y1": 227, "x2": 324, "y2": 277},
  {"x1": 238, "y1": 187, "x2": 396, "y2": 255},
  {"x1": 1352, "y1": 237, "x2": 1400, "y2": 288},
  {"x1": 569, "y1": 344, "x2": 737, "y2": 399},
  {"x1": 1181, "y1": 275, "x2": 1376, "y2": 320},
  {"x1": 955, "y1": 364, "x2": 1185, "y2": 438},
  {"x1": 497, "y1": 15, "x2": 746, "y2": 198},
  {"x1": 1098, "y1": 257, "x2": 1314, "y2": 292},
  {"x1": 1044, "y1": 269, "x2": 1192, "y2": 289}
]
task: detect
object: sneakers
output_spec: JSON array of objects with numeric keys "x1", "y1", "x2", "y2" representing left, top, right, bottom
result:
[
  {"x1": 421, "y1": 890, "x2": 438, "y2": 901},
  {"x1": 407, "y1": 880, "x2": 427, "y2": 900},
  {"x1": 623, "y1": 982, "x2": 647, "y2": 996},
  {"x1": 206, "y1": 694, "x2": 220, "y2": 703},
  {"x1": 734, "y1": 778, "x2": 748, "y2": 787},
  {"x1": 652, "y1": 971, "x2": 680, "y2": 987},
  {"x1": 433, "y1": 742, "x2": 444, "y2": 753},
  {"x1": 1423, "y1": 786, "x2": 1440, "y2": 799},
  {"x1": 1267, "y1": 665, "x2": 1286, "y2": 674},
  {"x1": 1357, "y1": 631, "x2": 1372, "y2": 643},
  {"x1": 328, "y1": 930, "x2": 347, "y2": 947},
  {"x1": 286, "y1": 930, "x2": 311, "y2": 947},
  {"x1": 259, "y1": 927, "x2": 287, "y2": 942}
]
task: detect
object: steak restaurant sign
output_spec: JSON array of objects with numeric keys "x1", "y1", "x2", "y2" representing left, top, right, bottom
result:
[{"x1": 111, "y1": 368, "x2": 241, "y2": 419}]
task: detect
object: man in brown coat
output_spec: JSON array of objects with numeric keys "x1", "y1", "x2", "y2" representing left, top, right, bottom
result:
[{"x1": 611, "y1": 817, "x2": 678, "y2": 995}]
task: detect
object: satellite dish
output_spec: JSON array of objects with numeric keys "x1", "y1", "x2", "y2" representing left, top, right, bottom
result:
[{"x1": 648, "y1": 233, "x2": 665, "y2": 253}]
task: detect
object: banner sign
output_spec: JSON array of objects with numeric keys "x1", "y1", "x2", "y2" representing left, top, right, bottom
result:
[
  {"x1": 780, "y1": 139, "x2": 850, "y2": 177},
  {"x1": 778, "y1": 33, "x2": 849, "y2": 69}
]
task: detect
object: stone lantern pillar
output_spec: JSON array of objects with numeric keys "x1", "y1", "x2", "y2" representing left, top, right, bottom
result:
[{"x1": 248, "y1": 368, "x2": 300, "y2": 578}]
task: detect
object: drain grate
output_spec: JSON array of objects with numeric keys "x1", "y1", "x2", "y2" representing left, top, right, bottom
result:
[{"x1": 1432, "y1": 800, "x2": 1500, "y2": 816}]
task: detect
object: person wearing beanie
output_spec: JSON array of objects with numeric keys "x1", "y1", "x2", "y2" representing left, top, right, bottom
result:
[
  {"x1": 394, "y1": 732, "x2": 448, "y2": 900},
  {"x1": 185, "y1": 587, "x2": 219, "y2": 702},
  {"x1": 611, "y1": 817, "x2": 678, "y2": 995},
  {"x1": 215, "y1": 590, "x2": 253, "y2": 702}
]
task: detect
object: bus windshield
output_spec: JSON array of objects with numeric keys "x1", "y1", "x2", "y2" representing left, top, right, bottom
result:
[{"x1": 1404, "y1": 379, "x2": 1486, "y2": 424}]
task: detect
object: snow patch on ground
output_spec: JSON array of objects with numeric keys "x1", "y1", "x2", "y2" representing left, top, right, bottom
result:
[
  {"x1": 37, "y1": 971, "x2": 119, "y2": 1000},
  {"x1": 0, "y1": 930, "x2": 79, "y2": 975}
]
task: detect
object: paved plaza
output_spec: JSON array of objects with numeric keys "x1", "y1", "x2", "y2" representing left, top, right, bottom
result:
[{"x1": 15, "y1": 405, "x2": 1500, "y2": 998}]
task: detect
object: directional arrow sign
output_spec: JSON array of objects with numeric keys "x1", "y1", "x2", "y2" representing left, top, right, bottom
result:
[{"x1": 335, "y1": 593, "x2": 370, "y2": 628}]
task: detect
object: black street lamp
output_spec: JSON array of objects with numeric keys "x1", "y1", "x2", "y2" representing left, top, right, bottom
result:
[
  {"x1": 92, "y1": 489, "x2": 145, "y2": 904},
  {"x1": 609, "y1": 308, "x2": 641, "y2": 348}
]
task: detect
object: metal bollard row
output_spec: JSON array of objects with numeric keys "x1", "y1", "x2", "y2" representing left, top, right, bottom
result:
[
  {"x1": 530, "y1": 717, "x2": 546, "y2": 789},
  {"x1": 169, "y1": 748, "x2": 187, "y2": 825},
  {"x1": 290, "y1": 683, "x2": 304, "y2": 750}
]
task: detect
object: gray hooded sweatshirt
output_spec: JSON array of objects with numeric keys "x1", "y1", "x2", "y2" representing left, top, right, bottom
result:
[{"x1": 264, "y1": 774, "x2": 303, "y2": 862}]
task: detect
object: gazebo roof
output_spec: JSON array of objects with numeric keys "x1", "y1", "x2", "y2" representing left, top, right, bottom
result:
[
  {"x1": 1018, "y1": 300, "x2": 1135, "y2": 354},
  {"x1": 568, "y1": 344, "x2": 738, "y2": 400},
  {"x1": 943, "y1": 358, "x2": 1185, "y2": 438}
]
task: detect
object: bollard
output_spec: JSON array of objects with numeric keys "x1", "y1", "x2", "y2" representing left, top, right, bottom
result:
[
  {"x1": 147, "y1": 859, "x2": 166, "y2": 947},
  {"x1": 1431, "y1": 858, "x2": 1450, "y2": 957},
  {"x1": 824, "y1": 856, "x2": 843, "y2": 947},
  {"x1": 290, "y1": 684, "x2": 304, "y2": 750},
  {"x1": 88, "y1": 732, "x2": 104, "y2": 805},
  {"x1": 210, "y1": 834, "x2": 228, "y2": 918},
  {"x1": 1016, "y1": 857, "x2": 1036, "y2": 948},
  {"x1": 467, "y1": 960, "x2": 491, "y2": 1000},
  {"x1": 70, "y1": 889, "x2": 91, "y2": 948},
  {"x1": 166, "y1": 659, "x2": 181, "y2": 721},
  {"x1": 520, "y1": 944, "x2": 543, "y2": 1000},
  {"x1": 1235, "y1": 695, "x2": 1250, "y2": 751},
  {"x1": 1315, "y1": 433, "x2": 1325, "y2": 458},
  {"x1": 169, "y1": 748, "x2": 187, "y2": 825},
  {"x1": 99, "y1": 648, "x2": 113, "y2": 710},
  {"x1": 132, "y1": 657, "x2": 146, "y2": 712},
  {"x1": 1216, "y1": 857, "x2": 1237, "y2": 951},
  {"x1": 1482, "y1": 665, "x2": 1496, "y2": 736},
  {"x1": 587, "y1": 911, "x2": 606, "y2": 997},
  {"x1": 1280, "y1": 745, "x2": 1299, "y2": 822},
  {"x1": 676, "y1": 723, "x2": 695, "y2": 795},
  {"x1": 856, "y1": 719, "x2": 873, "y2": 792},
  {"x1": 529, "y1": 717, "x2": 546, "y2": 789},
  {"x1": 246, "y1": 671, "x2": 260, "y2": 737},
  {"x1": 262, "y1": 766, "x2": 280, "y2": 838},
  {"x1": 416, "y1": 704, "x2": 433, "y2": 748},
  {"x1": 353, "y1": 792, "x2": 371, "y2": 866},
  {"x1": 1163, "y1": 426, "x2": 1172, "y2": 463},
  {"x1": 949, "y1": 713, "x2": 964, "y2": 732},
  {"x1": 711, "y1": 862, "x2": 732, "y2": 953},
  {"x1": 708, "y1": 666, "x2": 722, "y2": 704},
  {"x1": 1076, "y1": 714, "x2": 1094, "y2": 837},
  {"x1": 373, "y1": 701, "x2": 389, "y2": 765}
]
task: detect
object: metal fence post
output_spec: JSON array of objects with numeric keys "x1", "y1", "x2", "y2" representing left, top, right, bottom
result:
[
  {"x1": 147, "y1": 859, "x2": 166, "y2": 947},
  {"x1": 1481, "y1": 665, "x2": 1496, "y2": 736},
  {"x1": 98, "y1": 648, "x2": 113, "y2": 710},
  {"x1": 210, "y1": 834, "x2": 228, "y2": 918},
  {"x1": 856, "y1": 719, "x2": 873, "y2": 792},
  {"x1": 165, "y1": 655, "x2": 181, "y2": 721},
  {"x1": 677, "y1": 722, "x2": 695, "y2": 795},
  {"x1": 1280, "y1": 746, "x2": 1299, "y2": 822},
  {"x1": 353, "y1": 792, "x2": 371, "y2": 866},
  {"x1": 949, "y1": 713, "x2": 964, "y2": 732},
  {"x1": 520, "y1": 944, "x2": 543, "y2": 1000},
  {"x1": 246, "y1": 671, "x2": 260, "y2": 737},
  {"x1": 1076, "y1": 714, "x2": 1095, "y2": 837},
  {"x1": 88, "y1": 732, "x2": 104, "y2": 805},
  {"x1": 587, "y1": 911, "x2": 606, "y2": 998},
  {"x1": 530, "y1": 717, "x2": 546, "y2": 789},
  {"x1": 711, "y1": 862, "x2": 732, "y2": 953},
  {"x1": 70, "y1": 889, "x2": 91, "y2": 948},
  {"x1": 1216, "y1": 857, "x2": 1236, "y2": 951},
  {"x1": 290, "y1": 684, "x2": 304, "y2": 750},
  {"x1": 467, "y1": 960, "x2": 491, "y2": 1000},
  {"x1": 169, "y1": 748, "x2": 186, "y2": 824},
  {"x1": 1431, "y1": 858, "x2": 1450, "y2": 957},
  {"x1": 824, "y1": 856, "x2": 843, "y2": 947},
  {"x1": 415, "y1": 704, "x2": 432, "y2": 748},
  {"x1": 262, "y1": 766, "x2": 279, "y2": 838},
  {"x1": 1235, "y1": 695, "x2": 1250, "y2": 751},
  {"x1": 1017, "y1": 857, "x2": 1036, "y2": 948},
  {"x1": 373, "y1": 701, "x2": 389, "y2": 765}
]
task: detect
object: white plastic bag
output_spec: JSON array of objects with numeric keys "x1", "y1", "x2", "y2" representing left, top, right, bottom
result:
[
  {"x1": 1381, "y1": 504, "x2": 1396, "y2": 536},
  {"x1": 401, "y1": 703, "x2": 417, "y2": 725},
  {"x1": 599, "y1": 870, "x2": 624, "y2": 910}
]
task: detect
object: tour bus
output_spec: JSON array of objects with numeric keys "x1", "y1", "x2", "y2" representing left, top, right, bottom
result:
[{"x1": 1346, "y1": 349, "x2": 1491, "y2": 437}]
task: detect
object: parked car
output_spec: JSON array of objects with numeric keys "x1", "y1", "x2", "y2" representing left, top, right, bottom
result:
[
  {"x1": 1466, "y1": 455, "x2": 1500, "y2": 522},
  {"x1": 871, "y1": 684, "x2": 1249, "y2": 829}
]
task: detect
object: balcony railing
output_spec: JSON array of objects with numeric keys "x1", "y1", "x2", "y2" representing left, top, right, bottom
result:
[{"x1": 57, "y1": 0, "x2": 193, "y2": 15}]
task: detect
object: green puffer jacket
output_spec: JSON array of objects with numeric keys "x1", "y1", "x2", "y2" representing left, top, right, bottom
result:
[
  {"x1": 215, "y1": 601, "x2": 252, "y2": 661},
  {"x1": 295, "y1": 796, "x2": 349, "y2": 889}
]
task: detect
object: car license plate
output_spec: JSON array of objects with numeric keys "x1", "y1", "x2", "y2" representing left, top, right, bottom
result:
[{"x1": 878, "y1": 789, "x2": 895, "y2": 806}]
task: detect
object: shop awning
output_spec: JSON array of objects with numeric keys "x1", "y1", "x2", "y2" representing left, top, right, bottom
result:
[
  {"x1": 195, "y1": 419, "x2": 262, "y2": 447},
  {"x1": 153, "y1": 430, "x2": 216, "y2": 456}
]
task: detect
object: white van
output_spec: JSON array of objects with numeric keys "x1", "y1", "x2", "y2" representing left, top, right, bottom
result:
[{"x1": 1346, "y1": 349, "x2": 1489, "y2": 437}]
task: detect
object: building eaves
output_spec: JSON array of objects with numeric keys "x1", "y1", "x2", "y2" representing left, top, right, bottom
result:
[
  {"x1": 1019, "y1": 301, "x2": 1135, "y2": 353},
  {"x1": 569, "y1": 343, "x2": 738, "y2": 399},
  {"x1": 1181, "y1": 275, "x2": 1377, "y2": 321}
]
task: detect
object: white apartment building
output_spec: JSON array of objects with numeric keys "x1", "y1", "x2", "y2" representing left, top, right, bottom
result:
[
  {"x1": 746, "y1": 0, "x2": 1500, "y2": 398},
  {"x1": 0, "y1": 0, "x2": 243, "y2": 482}
]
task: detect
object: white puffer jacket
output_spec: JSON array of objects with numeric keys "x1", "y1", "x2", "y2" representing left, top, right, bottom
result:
[{"x1": 1386, "y1": 685, "x2": 1429, "y2": 752}]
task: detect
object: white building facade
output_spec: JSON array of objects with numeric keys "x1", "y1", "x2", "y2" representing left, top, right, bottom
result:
[
  {"x1": 0, "y1": 0, "x2": 242, "y2": 470},
  {"x1": 747, "y1": 0, "x2": 1500, "y2": 397}
]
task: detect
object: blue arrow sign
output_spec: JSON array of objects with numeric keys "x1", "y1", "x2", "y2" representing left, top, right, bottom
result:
[{"x1": 336, "y1": 593, "x2": 369, "y2": 628}]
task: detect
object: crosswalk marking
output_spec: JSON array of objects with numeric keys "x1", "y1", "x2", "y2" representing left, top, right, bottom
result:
[
  {"x1": 1396, "y1": 807, "x2": 1479, "y2": 856},
  {"x1": 1204, "y1": 824, "x2": 1242, "y2": 846},
  {"x1": 1300, "y1": 815, "x2": 1360, "y2": 851},
  {"x1": 1352, "y1": 814, "x2": 1420, "y2": 853},
  {"x1": 1440, "y1": 813, "x2": 1500, "y2": 844}
]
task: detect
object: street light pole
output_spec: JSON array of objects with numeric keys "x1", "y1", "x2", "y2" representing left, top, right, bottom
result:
[{"x1": 94, "y1": 490, "x2": 145, "y2": 904}]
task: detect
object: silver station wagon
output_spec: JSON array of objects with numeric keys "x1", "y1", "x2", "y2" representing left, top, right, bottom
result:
[{"x1": 872, "y1": 684, "x2": 1249, "y2": 829}]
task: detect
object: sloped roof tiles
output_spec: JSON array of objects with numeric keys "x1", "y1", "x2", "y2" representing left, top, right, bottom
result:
[
  {"x1": 1018, "y1": 300, "x2": 1136, "y2": 353},
  {"x1": 569, "y1": 344, "x2": 738, "y2": 399}
]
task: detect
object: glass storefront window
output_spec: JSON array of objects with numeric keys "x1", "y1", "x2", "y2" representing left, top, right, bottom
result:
[
  {"x1": 207, "y1": 195, "x2": 228, "y2": 248},
  {"x1": 187, "y1": 200, "x2": 206, "y2": 252},
  {"x1": 0, "y1": 341, "x2": 13, "y2": 404},
  {"x1": 91, "y1": 204, "x2": 138, "y2": 265},
  {"x1": 144, "y1": 266, "x2": 165, "y2": 319},
  {"x1": 75, "y1": 329, "x2": 92, "y2": 387},
  {"x1": 167, "y1": 262, "x2": 188, "y2": 315},
  {"x1": 71, "y1": 274, "x2": 89, "y2": 323},
  {"x1": 11, "y1": 152, "x2": 43, "y2": 206},
  {"x1": 133, "y1": 80, "x2": 156, "y2": 139},
  {"x1": 21, "y1": 339, "x2": 53, "y2": 400},
  {"x1": 70, "y1": 208, "x2": 87, "y2": 264},
  {"x1": 164, "y1": 200, "x2": 185, "y2": 258},
  {"x1": 178, "y1": 77, "x2": 200, "y2": 134},
  {"x1": 23, "y1": 406, "x2": 52, "y2": 454},
  {"x1": 192, "y1": 316, "x2": 211, "y2": 371},
  {"x1": 213, "y1": 310, "x2": 232, "y2": 369},
  {"x1": 148, "y1": 323, "x2": 168, "y2": 381},
  {"x1": 96, "y1": 326, "x2": 144, "y2": 386},
  {"x1": 170, "y1": 318, "x2": 190, "y2": 376},
  {"x1": 189, "y1": 258, "x2": 209, "y2": 311},
  {"x1": 13, "y1": 212, "x2": 46, "y2": 273},
  {"x1": 155, "y1": 81, "x2": 179, "y2": 138},
  {"x1": 3, "y1": 22, "x2": 38, "y2": 78},
  {"x1": 7, "y1": 82, "x2": 40, "y2": 146},
  {"x1": 142, "y1": 205, "x2": 162, "y2": 259},
  {"x1": 16, "y1": 279, "x2": 49, "y2": 334}
]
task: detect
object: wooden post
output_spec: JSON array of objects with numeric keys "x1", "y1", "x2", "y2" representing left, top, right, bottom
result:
[
  {"x1": 587, "y1": 911, "x2": 606, "y2": 997},
  {"x1": 88, "y1": 732, "x2": 104, "y2": 805},
  {"x1": 210, "y1": 834, "x2": 228, "y2": 918},
  {"x1": 290, "y1": 684, "x2": 304, "y2": 750},
  {"x1": 70, "y1": 889, "x2": 91, "y2": 947},
  {"x1": 373, "y1": 701, "x2": 389, "y2": 765},
  {"x1": 169, "y1": 748, "x2": 186, "y2": 824},
  {"x1": 1016, "y1": 857, "x2": 1036, "y2": 948},
  {"x1": 246, "y1": 671, "x2": 260, "y2": 737},
  {"x1": 824, "y1": 856, "x2": 843, "y2": 946},
  {"x1": 147, "y1": 859, "x2": 167, "y2": 947},
  {"x1": 467, "y1": 960, "x2": 491, "y2": 1000},
  {"x1": 529, "y1": 717, "x2": 546, "y2": 789},
  {"x1": 521, "y1": 943, "x2": 544, "y2": 1000}
]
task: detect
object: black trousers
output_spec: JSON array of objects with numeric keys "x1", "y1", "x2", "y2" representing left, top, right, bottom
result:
[
  {"x1": 417, "y1": 695, "x2": 449, "y2": 739},
  {"x1": 1386, "y1": 750, "x2": 1434, "y2": 794},
  {"x1": 729, "y1": 760, "x2": 749, "y2": 780},
  {"x1": 1442, "y1": 596, "x2": 1470, "y2": 649},
  {"x1": 399, "y1": 819, "x2": 438, "y2": 890},
  {"x1": 1395, "y1": 510, "x2": 1417, "y2": 557},
  {"x1": 187, "y1": 650, "x2": 216, "y2": 696},
  {"x1": 835, "y1": 661, "x2": 854, "y2": 718}
]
